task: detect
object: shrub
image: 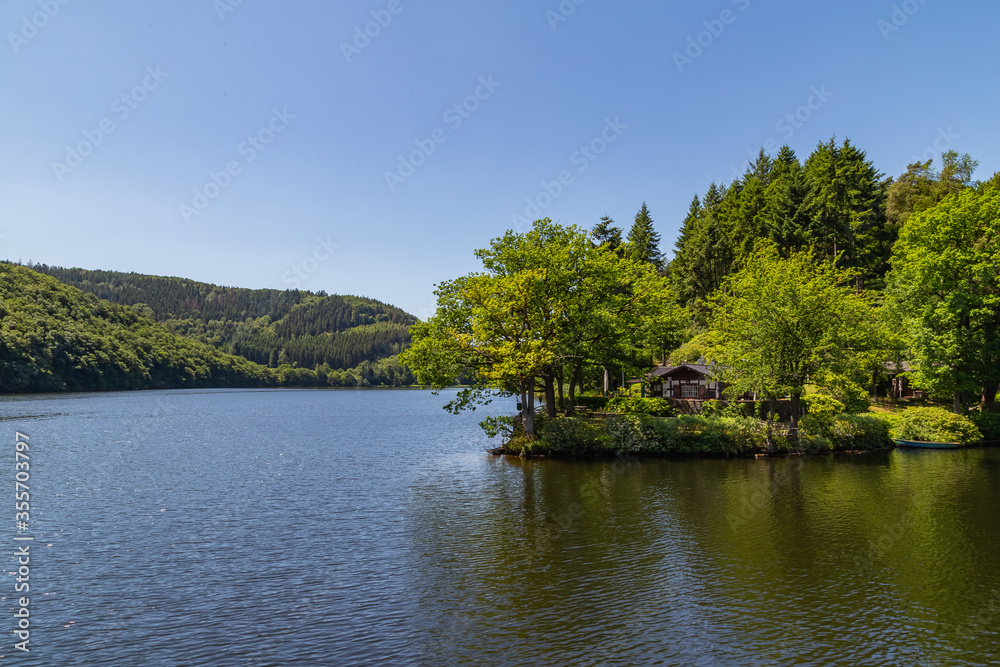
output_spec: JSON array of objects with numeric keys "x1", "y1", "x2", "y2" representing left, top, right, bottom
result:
[
  {"x1": 815, "y1": 372, "x2": 871, "y2": 414},
  {"x1": 606, "y1": 396, "x2": 676, "y2": 417},
  {"x1": 803, "y1": 394, "x2": 845, "y2": 437},
  {"x1": 606, "y1": 415, "x2": 661, "y2": 453},
  {"x1": 891, "y1": 407, "x2": 982, "y2": 445},
  {"x1": 830, "y1": 413, "x2": 892, "y2": 451},
  {"x1": 575, "y1": 395, "x2": 609, "y2": 410},
  {"x1": 506, "y1": 435, "x2": 551, "y2": 457},
  {"x1": 969, "y1": 411, "x2": 1000, "y2": 441},
  {"x1": 700, "y1": 399, "x2": 724, "y2": 417},
  {"x1": 538, "y1": 417, "x2": 603, "y2": 456}
]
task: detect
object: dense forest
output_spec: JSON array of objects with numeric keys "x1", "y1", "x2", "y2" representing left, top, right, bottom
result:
[
  {"x1": 25, "y1": 264, "x2": 417, "y2": 373},
  {"x1": 669, "y1": 141, "x2": 983, "y2": 314},
  {"x1": 403, "y1": 136, "x2": 999, "y2": 449},
  {"x1": 0, "y1": 264, "x2": 275, "y2": 392}
]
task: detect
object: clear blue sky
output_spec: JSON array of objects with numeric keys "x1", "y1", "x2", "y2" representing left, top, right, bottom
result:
[{"x1": 2, "y1": 0, "x2": 997, "y2": 318}]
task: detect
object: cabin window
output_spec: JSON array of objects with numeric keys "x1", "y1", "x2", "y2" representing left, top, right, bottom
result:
[{"x1": 681, "y1": 385, "x2": 699, "y2": 398}]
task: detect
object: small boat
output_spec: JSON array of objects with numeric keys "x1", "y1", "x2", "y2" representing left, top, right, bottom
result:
[{"x1": 893, "y1": 439, "x2": 960, "y2": 450}]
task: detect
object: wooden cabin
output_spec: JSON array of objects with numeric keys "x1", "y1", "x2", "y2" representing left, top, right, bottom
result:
[{"x1": 647, "y1": 363, "x2": 723, "y2": 400}]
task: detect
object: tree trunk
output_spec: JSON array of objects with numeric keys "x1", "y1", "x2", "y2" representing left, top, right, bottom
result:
[
  {"x1": 519, "y1": 379, "x2": 537, "y2": 437},
  {"x1": 982, "y1": 383, "x2": 998, "y2": 410},
  {"x1": 765, "y1": 397, "x2": 777, "y2": 454},
  {"x1": 543, "y1": 373, "x2": 557, "y2": 419},
  {"x1": 953, "y1": 390, "x2": 964, "y2": 415},
  {"x1": 603, "y1": 368, "x2": 609, "y2": 397},
  {"x1": 871, "y1": 372, "x2": 878, "y2": 400},
  {"x1": 568, "y1": 363, "x2": 579, "y2": 409},
  {"x1": 790, "y1": 391, "x2": 801, "y2": 442},
  {"x1": 557, "y1": 367, "x2": 565, "y2": 413}
]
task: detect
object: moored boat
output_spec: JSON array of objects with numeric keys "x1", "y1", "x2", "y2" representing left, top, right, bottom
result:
[{"x1": 893, "y1": 439, "x2": 960, "y2": 450}]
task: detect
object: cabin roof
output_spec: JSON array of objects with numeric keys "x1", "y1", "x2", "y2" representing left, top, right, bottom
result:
[{"x1": 650, "y1": 363, "x2": 713, "y2": 379}]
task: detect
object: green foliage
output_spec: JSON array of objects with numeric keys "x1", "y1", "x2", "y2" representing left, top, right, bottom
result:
[
  {"x1": 890, "y1": 407, "x2": 982, "y2": 445},
  {"x1": 605, "y1": 396, "x2": 676, "y2": 417},
  {"x1": 969, "y1": 411, "x2": 1000, "y2": 440},
  {"x1": 625, "y1": 202, "x2": 664, "y2": 269},
  {"x1": 886, "y1": 188, "x2": 1000, "y2": 404},
  {"x1": 401, "y1": 219, "x2": 683, "y2": 434},
  {"x1": 804, "y1": 393, "x2": 846, "y2": 431},
  {"x1": 0, "y1": 264, "x2": 276, "y2": 393},
  {"x1": 538, "y1": 418, "x2": 603, "y2": 455},
  {"x1": 605, "y1": 414, "x2": 770, "y2": 456},
  {"x1": 574, "y1": 395, "x2": 609, "y2": 410},
  {"x1": 707, "y1": 246, "x2": 879, "y2": 411},
  {"x1": 801, "y1": 412, "x2": 892, "y2": 452},
  {"x1": 605, "y1": 415, "x2": 663, "y2": 453},
  {"x1": 831, "y1": 414, "x2": 892, "y2": 450},
  {"x1": 480, "y1": 415, "x2": 517, "y2": 441},
  {"x1": 667, "y1": 333, "x2": 710, "y2": 365},
  {"x1": 28, "y1": 263, "x2": 416, "y2": 373},
  {"x1": 814, "y1": 370, "x2": 871, "y2": 413}
]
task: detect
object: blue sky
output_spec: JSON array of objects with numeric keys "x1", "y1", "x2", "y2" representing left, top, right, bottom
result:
[{"x1": 2, "y1": 0, "x2": 997, "y2": 318}]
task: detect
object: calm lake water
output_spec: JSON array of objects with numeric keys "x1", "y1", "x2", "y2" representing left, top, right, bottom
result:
[{"x1": 2, "y1": 388, "x2": 999, "y2": 666}]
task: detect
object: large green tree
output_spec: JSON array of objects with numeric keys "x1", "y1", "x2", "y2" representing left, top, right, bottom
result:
[
  {"x1": 401, "y1": 219, "x2": 681, "y2": 435},
  {"x1": 707, "y1": 246, "x2": 878, "y2": 450},
  {"x1": 886, "y1": 188, "x2": 1000, "y2": 411}
]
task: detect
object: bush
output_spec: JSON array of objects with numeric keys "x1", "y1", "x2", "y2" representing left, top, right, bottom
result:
[
  {"x1": 606, "y1": 414, "x2": 770, "y2": 456},
  {"x1": 538, "y1": 417, "x2": 603, "y2": 456},
  {"x1": 606, "y1": 396, "x2": 676, "y2": 417},
  {"x1": 802, "y1": 394, "x2": 845, "y2": 437},
  {"x1": 606, "y1": 415, "x2": 661, "y2": 453},
  {"x1": 969, "y1": 411, "x2": 1000, "y2": 441},
  {"x1": 891, "y1": 407, "x2": 982, "y2": 445},
  {"x1": 815, "y1": 372, "x2": 871, "y2": 414},
  {"x1": 506, "y1": 434, "x2": 550, "y2": 457},
  {"x1": 830, "y1": 413, "x2": 892, "y2": 451},
  {"x1": 575, "y1": 395, "x2": 609, "y2": 410}
]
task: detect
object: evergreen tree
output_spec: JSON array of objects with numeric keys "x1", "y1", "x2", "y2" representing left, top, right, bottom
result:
[
  {"x1": 803, "y1": 137, "x2": 888, "y2": 288},
  {"x1": 626, "y1": 202, "x2": 664, "y2": 270},
  {"x1": 592, "y1": 215, "x2": 623, "y2": 253}
]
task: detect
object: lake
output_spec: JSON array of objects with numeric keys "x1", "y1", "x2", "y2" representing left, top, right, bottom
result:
[{"x1": 2, "y1": 388, "x2": 999, "y2": 666}]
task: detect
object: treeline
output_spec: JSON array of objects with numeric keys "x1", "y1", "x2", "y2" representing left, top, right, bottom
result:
[
  {"x1": 669, "y1": 140, "x2": 980, "y2": 313},
  {"x1": 0, "y1": 265, "x2": 275, "y2": 392},
  {"x1": 23, "y1": 264, "x2": 417, "y2": 373},
  {"x1": 229, "y1": 321, "x2": 411, "y2": 369}
]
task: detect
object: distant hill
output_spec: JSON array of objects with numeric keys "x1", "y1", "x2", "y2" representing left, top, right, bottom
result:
[
  {"x1": 0, "y1": 264, "x2": 274, "y2": 392},
  {"x1": 26, "y1": 264, "x2": 418, "y2": 371}
]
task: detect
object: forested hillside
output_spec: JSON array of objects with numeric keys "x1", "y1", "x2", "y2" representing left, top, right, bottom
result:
[
  {"x1": 0, "y1": 264, "x2": 274, "y2": 392},
  {"x1": 26, "y1": 265, "x2": 417, "y2": 371}
]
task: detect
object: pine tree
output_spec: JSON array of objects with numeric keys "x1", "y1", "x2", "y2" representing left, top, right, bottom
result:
[
  {"x1": 626, "y1": 202, "x2": 664, "y2": 270},
  {"x1": 592, "y1": 215, "x2": 623, "y2": 253}
]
